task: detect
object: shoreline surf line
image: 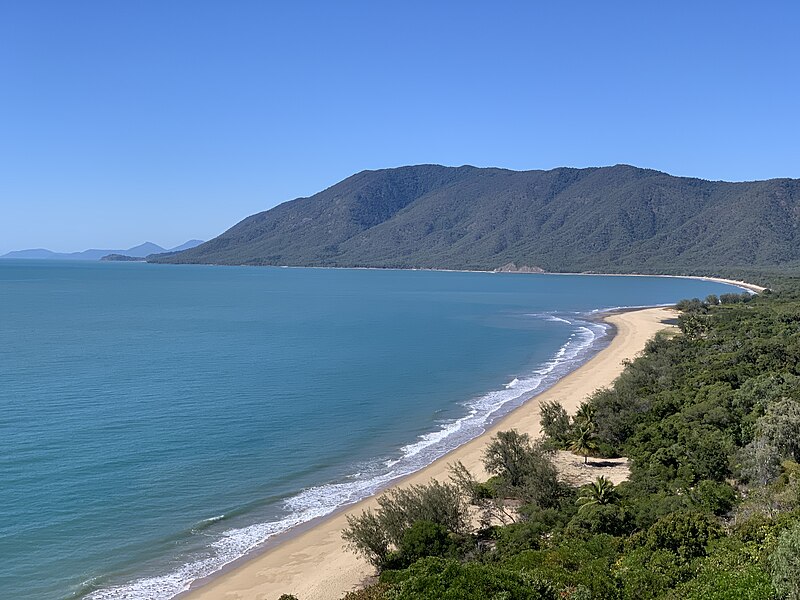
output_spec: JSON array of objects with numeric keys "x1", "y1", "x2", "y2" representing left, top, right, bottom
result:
[
  {"x1": 175, "y1": 306, "x2": 677, "y2": 600},
  {"x1": 90, "y1": 310, "x2": 609, "y2": 599},
  {"x1": 147, "y1": 261, "x2": 766, "y2": 295}
]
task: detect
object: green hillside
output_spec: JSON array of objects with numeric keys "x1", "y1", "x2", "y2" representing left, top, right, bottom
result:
[{"x1": 151, "y1": 165, "x2": 800, "y2": 276}]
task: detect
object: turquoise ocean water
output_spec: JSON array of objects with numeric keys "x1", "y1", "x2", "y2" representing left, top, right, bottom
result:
[{"x1": 0, "y1": 261, "x2": 741, "y2": 599}]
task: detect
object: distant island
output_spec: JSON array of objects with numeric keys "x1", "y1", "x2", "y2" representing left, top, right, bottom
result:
[
  {"x1": 1, "y1": 240, "x2": 203, "y2": 261},
  {"x1": 100, "y1": 254, "x2": 147, "y2": 262},
  {"x1": 148, "y1": 164, "x2": 800, "y2": 280}
]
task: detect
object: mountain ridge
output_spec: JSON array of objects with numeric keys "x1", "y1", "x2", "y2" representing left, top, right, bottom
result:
[
  {"x1": 2, "y1": 240, "x2": 204, "y2": 261},
  {"x1": 147, "y1": 164, "x2": 800, "y2": 276}
]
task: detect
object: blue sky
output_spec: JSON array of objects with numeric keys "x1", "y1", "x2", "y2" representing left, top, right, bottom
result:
[{"x1": 1, "y1": 1, "x2": 798, "y2": 253}]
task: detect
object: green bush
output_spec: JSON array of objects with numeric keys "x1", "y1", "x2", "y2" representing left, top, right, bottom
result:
[
  {"x1": 644, "y1": 512, "x2": 721, "y2": 561},
  {"x1": 380, "y1": 557, "x2": 556, "y2": 600},
  {"x1": 665, "y1": 564, "x2": 773, "y2": 599},
  {"x1": 342, "y1": 583, "x2": 392, "y2": 600},
  {"x1": 770, "y1": 521, "x2": 800, "y2": 600},
  {"x1": 540, "y1": 400, "x2": 572, "y2": 446},
  {"x1": 503, "y1": 536, "x2": 620, "y2": 599},
  {"x1": 384, "y1": 520, "x2": 457, "y2": 569},
  {"x1": 690, "y1": 480, "x2": 736, "y2": 515},
  {"x1": 482, "y1": 430, "x2": 565, "y2": 508},
  {"x1": 614, "y1": 547, "x2": 692, "y2": 600},
  {"x1": 342, "y1": 480, "x2": 469, "y2": 568},
  {"x1": 566, "y1": 503, "x2": 631, "y2": 537}
]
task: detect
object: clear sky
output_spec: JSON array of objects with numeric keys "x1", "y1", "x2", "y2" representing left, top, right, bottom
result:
[{"x1": 1, "y1": 1, "x2": 799, "y2": 254}]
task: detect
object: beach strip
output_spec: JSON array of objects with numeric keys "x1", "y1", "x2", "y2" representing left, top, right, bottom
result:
[{"x1": 181, "y1": 306, "x2": 677, "y2": 600}]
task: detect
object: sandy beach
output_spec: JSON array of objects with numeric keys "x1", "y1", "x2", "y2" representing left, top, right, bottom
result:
[{"x1": 182, "y1": 306, "x2": 677, "y2": 600}]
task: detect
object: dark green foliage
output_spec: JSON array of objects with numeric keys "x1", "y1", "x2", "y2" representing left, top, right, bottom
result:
[
  {"x1": 380, "y1": 557, "x2": 557, "y2": 600},
  {"x1": 689, "y1": 480, "x2": 736, "y2": 515},
  {"x1": 614, "y1": 547, "x2": 693, "y2": 599},
  {"x1": 642, "y1": 512, "x2": 721, "y2": 561},
  {"x1": 491, "y1": 521, "x2": 548, "y2": 556},
  {"x1": 384, "y1": 520, "x2": 457, "y2": 570},
  {"x1": 576, "y1": 476, "x2": 617, "y2": 510},
  {"x1": 539, "y1": 400, "x2": 571, "y2": 446},
  {"x1": 568, "y1": 425, "x2": 598, "y2": 464},
  {"x1": 667, "y1": 567, "x2": 774, "y2": 600},
  {"x1": 567, "y1": 503, "x2": 631, "y2": 537},
  {"x1": 502, "y1": 536, "x2": 622, "y2": 599},
  {"x1": 492, "y1": 508, "x2": 571, "y2": 558},
  {"x1": 151, "y1": 164, "x2": 800, "y2": 277},
  {"x1": 662, "y1": 538, "x2": 773, "y2": 600}
]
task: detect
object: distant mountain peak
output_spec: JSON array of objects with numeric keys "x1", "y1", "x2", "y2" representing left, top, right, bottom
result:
[{"x1": 1, "y1": 239, "x2": 203, "y2": 261}]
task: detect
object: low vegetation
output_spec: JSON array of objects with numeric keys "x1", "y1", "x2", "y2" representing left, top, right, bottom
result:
[{"x1": 334, "y1": 287, "x2": 800, "y2": 599}]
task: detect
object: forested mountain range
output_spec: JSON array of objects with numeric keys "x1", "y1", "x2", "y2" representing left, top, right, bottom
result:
[{"x1": 150, "y1": 165, "x2": 800, "y2": 276}]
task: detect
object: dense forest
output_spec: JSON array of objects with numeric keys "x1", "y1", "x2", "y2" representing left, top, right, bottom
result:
[
  {"x1": 283, "y1": 282, "x2": 800, "y2": 600},
  {"x1": 151, "y1": 164, "x2": 800, "y2": 277}
]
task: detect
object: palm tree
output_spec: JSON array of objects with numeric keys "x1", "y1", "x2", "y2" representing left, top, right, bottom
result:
[
  {"x1": 576, "y1": 476, "x2": 616, "y2": 511},
  {"x1": 574, "y1": 402, "x2": 595, "y2": 429},
  {"x1": 569, "y1": 424, "x2": 597, "y2": 464}
]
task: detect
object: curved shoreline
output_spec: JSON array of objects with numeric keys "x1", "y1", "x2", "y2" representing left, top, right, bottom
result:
[
  {"x1": 149, "y1": 261, "x2": 768, "y2": 295},
  {"x1": 178, "y1": 306, "x2": 677, "y2": 600}
]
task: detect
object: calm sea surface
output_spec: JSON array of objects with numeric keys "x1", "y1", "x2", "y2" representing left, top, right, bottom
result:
[{"x1": 0, "y1": 261, "x2": 740, "y2": 599}]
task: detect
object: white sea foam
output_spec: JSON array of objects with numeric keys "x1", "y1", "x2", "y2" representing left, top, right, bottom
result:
[
  {"x1": 589, "y1": 302, "x2": 674, "y2": 313},
  {"x1": 86, "y1": 313, "x2": 608, "y2": 600}
]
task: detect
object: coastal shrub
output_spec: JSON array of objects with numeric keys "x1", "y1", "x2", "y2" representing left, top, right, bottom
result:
[
  {"x1": 770, "y1": 521, "x2": 800, "y2": 600},
  {"x1": 342, "y1": 583, "x2": 392, "y2": 600},
  {"x1": 491, "y1": 520, "x2": 550, "y2": 557},
  {"x1": 375, "y1": 480, "x2": 470, "y2": 539},
  {"x1": 643, "y1": 512, "x2": 721, "y2": 561},
  {"x1": 380, "y1": 557, "x2": 557, "y2": 600},
  {"x1": 757, "y1": 397, "x2": 800, "y2": 461},
  {"x1": 614, "y1": 547, "x2": 692, "y2": 600},
  {"x1": 675, "y1": 298, "x2": 708, "y2": 313},
  {"x1": 490, "y1": 507, "x2": 571, "y2": 558},
  {"x1": 566, "y1": 503, "x2": 631, "y2": 537},
  {"x1": 663, "y1": 539, "x2": 774, "y2": 600},
  {"x1": 342, "y1": 479, "x2": 469, "y2": 569},
  {"x1": 343, "y1": 508, "x2": 391, "y2": 567},
  {"x1": 388, "y1": 520, "x2": 457, "y2": 568},
  {"x1": 539, "y1": 400, "x2": 572, "y2": 446},
  {"x1": 483, "y1": 430, "x2": 537, "y2": 487},
  {"x1": 665, "y1": 566, "x2": 774, "y2": 600},
  {"x1": 502, "y1": 536, "x2": 620, "y2": 599},
  {"x1": 689, "y1": 480, "x2": 736, "y2": 515},
  {"x1": 719, "y1": 292, "x2": 752, "y2": 304},
  {"x1": 482, "y1": 430, "x2": 566, "y2": 508},
  {"x1": 737, "y1": 437, "x2": 783, "y2": 486}
]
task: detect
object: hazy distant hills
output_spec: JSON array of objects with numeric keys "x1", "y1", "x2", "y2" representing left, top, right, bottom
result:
[
  {"x1": 150, "y1": 164, "x2": 800, "y2": 276},
  {"x1": 2, "y1": 240, "x2": 203, "y2": 261}
]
